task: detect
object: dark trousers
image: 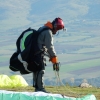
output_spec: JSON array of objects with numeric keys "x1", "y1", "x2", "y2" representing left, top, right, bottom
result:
[
  {"x1": 33, "y1": 70, "x2": 45, "y2": 90},
  {"x1": 30, "y1": 53, "x2": 46, "y2": 89}
]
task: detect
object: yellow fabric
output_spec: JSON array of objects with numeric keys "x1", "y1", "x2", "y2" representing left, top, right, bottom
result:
[
  {"x1": 10, "y1": 75, "x2": 28, "y2": 87},
  {"x1": 0, "y1": 75, "x2": 12, "y2": 87},
  {"x1": 0, "y1": 75, "x2": 28, "y2": 87}
]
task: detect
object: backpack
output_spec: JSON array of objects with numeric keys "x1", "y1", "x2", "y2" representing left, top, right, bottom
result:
[{"x1": 9, "y1": 27, "x2": 50, "y2": 74}]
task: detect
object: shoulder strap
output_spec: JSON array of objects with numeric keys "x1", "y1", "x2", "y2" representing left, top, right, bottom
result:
[{"x1": 38, "y1": 27, "x2": 52, "y2": 34}]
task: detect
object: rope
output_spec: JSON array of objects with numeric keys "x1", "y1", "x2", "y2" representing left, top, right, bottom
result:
[
  {"x1": 54, "y1": 69, "x2": 82, "y2": 98},
  {"x1": 54, "y1": 70, "x2": 66, "y2": 97},
  {"x1": 54, "y1": 71, "x2": 61, "y2": 94},
  {"x1": 43, "y1": 51, "x2": 83, "y2": 97}
]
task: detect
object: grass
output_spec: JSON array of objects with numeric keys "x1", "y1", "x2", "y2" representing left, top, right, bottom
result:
[{"x1": 0, "y1": 86, "x2": 100, "y2": 99}]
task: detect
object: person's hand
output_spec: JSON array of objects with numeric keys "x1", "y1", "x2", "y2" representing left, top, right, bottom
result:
[
  {"x1": 53, "y1": 63, "x2": 59, "y2": 71},
  {"x1": 49, "y1": 56, "x2": 58, "y2": 63},
  {"x1": 49, "y1": 57, "x2": 60, "y2": 71}
]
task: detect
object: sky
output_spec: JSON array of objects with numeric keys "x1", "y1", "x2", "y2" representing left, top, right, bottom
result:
[{"x1": 0, "y1": 0, "x2": 100, "y2": 31}]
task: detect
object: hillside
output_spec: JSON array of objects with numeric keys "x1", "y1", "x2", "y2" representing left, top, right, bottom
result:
[{"x1": 0, "y1": 24, "x2": 100, "y2": 86}]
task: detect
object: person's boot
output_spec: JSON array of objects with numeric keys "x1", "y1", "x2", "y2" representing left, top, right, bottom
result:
[
  {"x1": 34, "y1": 70, "x2": 49, "y2": 93},
  {"x1": 35, "y1": 88, "x2": 49, "y2": 93}
]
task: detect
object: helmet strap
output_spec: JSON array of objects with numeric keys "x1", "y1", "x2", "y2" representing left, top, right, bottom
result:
[{"x1": 56, "y1": 31, "x2": 59, "y2": 36}]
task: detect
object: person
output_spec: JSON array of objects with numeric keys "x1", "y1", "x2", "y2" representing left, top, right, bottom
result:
[{"x1": 33, "y1": 17, "x2": 64, "y2": 92}]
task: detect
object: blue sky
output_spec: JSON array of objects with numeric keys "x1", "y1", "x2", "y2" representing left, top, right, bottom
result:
[{"x1": 0, "y1": 0, "x2": 100, "y2": 31}]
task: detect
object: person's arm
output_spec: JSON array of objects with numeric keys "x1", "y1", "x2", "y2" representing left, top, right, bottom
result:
[
  {"x1": 44, "y1": 30, "x2": 58, "y2": 64},
  {"x1": 44, "y1": 29, "x2": 56, "y2": 57}
]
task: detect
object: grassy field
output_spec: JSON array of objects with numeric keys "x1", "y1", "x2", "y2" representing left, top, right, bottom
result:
[{"x1": 0, "y1": 86, "x2": 100, "y2": 99}]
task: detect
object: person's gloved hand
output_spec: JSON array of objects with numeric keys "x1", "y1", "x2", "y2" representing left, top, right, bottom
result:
[
  {"x1": 49, "y1": 56, "x2": 58, "y2": 63},
  {"x1": 53, "y1": 63, "x2": 59, "y2": 71},
  {"x1": 49, "y1": 57, "x2": 60, "y2": 71}
]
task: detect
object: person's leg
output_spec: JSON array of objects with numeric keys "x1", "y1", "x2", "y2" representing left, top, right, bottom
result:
[
  {"x1": 34, "y1": 70, "x2": 49, "y2": 93},
  {"x1": 33, "y1": 72, "x2": 38, "y2": 88},
  {"x1": 35, "y1": 70, "x2": 45, "y2": 90},
  {"x1": 33, "y1": 53, "x2": 49, "y2": 92},
  {"x1": 33, "y1": 70, "x2": 44, "y2": 89}
]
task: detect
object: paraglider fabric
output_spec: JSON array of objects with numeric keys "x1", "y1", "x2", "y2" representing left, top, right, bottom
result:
[
  {"x1": 0, "y1": 75, "x2": 28, "y2": 87},
  {"x1": 0, "y1": 90, "x2": 96, "y2": 100}
]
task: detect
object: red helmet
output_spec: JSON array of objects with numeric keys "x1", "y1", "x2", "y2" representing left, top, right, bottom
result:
[{"x1": 52, "y1": 17, "x2": 64, "y2": 30}]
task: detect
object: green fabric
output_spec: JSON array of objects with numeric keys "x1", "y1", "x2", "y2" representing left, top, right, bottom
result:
[
  {"x1": 0, "y1": 75, "x2": 28, "y2": 87},
  {"x1": 0, "y1": 91, "x2": 97, "y2": 100},
  {"x1": 3, "y1": 93, "x2": 19, "y2": 100},
  {"x1": 21, "y1": 31, "x2": 33, "y2": 51}
]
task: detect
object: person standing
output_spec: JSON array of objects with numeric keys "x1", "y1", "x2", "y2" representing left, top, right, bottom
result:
[{"x1": 33, "y1": 17, "x2": 64, "y2": 92}]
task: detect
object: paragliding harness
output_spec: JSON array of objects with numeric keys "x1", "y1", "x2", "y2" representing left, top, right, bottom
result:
[{"x1": 9, "y1": 27, "x2": 50, "y2": 74}]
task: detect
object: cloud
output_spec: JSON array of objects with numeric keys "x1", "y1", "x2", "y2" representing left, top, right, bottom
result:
[
  {"x1": 0, "y1": 0, "x2": 32, "y2": 30},
  {"x1": 0, "y1": 0, "x2": 99, "y2": 31},
  {"x1": 29, "y1": 0, "x2": 90, "y2": 27},
  {"x1": 68, "y1": 1, "x2": 89, "y2": 17}
]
